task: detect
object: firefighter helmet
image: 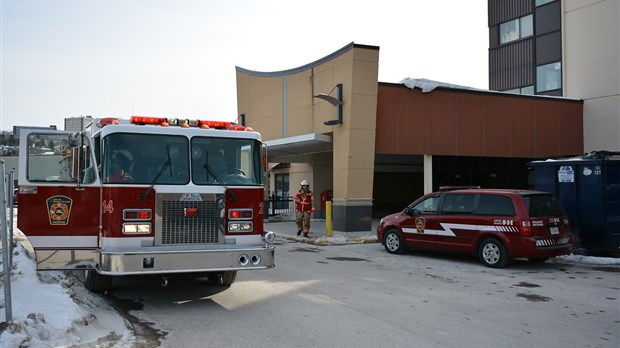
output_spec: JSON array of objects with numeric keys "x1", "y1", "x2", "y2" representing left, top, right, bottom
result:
[{"x1": 300, "y1": 179, "x2": 309, "y2": 186}]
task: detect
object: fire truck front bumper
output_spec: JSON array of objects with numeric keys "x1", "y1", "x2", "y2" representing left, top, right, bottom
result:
[{"x1": 98, "y1": 244, "x2": 275, "y2": 275}]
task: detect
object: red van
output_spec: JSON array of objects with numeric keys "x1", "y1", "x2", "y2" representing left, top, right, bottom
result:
[{"x1": 376, "y1": 189, "x2": 575, "y2": 267}]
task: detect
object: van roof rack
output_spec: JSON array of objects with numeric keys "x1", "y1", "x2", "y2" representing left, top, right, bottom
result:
[{"x1": 438, "y1": 186, "x2": 481, "y2": 191}]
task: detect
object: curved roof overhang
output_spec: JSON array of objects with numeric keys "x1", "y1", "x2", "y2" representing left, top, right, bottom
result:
[{"x1": 236, "y1": 42, "x2": 379, "y2": 77}]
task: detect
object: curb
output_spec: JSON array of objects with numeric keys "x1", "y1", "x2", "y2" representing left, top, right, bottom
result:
[{"x1": 275, "y1": 233, "x2": 379, "y2": 246}]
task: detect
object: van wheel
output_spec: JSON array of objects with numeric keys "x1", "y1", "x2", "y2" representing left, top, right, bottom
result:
[
  {"x1": 383, "y1": 229, "x2": 406, "y2": 254},
  {"x1": 84, "y1": 270, "x2": 112, "y2": 293},
  {"x1": 479, "y1": 238, "x2": 508, "y2": 268},
  {"x1": 207, "y1": 271, "x2": 237, "y2": 286}
]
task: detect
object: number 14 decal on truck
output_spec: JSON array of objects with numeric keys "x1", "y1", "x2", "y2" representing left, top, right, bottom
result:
[{"x1": 103, "y1": 200, "x2": 114, "y2": 214}]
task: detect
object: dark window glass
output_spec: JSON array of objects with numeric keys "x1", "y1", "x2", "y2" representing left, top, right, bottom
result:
[
  {"x1": 535, "y1": 1, "x2": 561, "y2": 35},
  {"x1": 191, "y1": 137, "x2": 262, "y2": 186},
  {"x1": 411, "y1": 194, "x2": 441, "y2": 215},
  {"x1": 536, "y1": 61, "x2": 562, "y2": 92},
  {"x1": 478, "y1": 195, "x2": 516, "y2": 216},
  {"x1": 440, "y1": 194, "x2": 475, "y2": 215},
  {"x1": 499, "y1": 15, "x2": 533, "y2": 45},
  {"x1": 103, "y1": 133, "x2": 189, "y2": 184},
  {"x1": 523, "y1": 194, "x2": 566, "y2": 217},
  {"x1": 536, "y1": 31, "x2": 562, "y2": 65},
  {"x1": 535, "y1": 0, "x2": 555, "y2": 6},
  {"x1": 26, "y1": 132, "x2": 94, "y2": 183}
]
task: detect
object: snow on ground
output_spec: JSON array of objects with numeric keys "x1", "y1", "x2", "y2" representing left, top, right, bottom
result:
[
  {"x1": 0, "y1": 243, "x2": 135, "y2": 348},
  {"x1": 554, "y1": 253, "x2": 620, "y2": 265},
  {"x1": 1, "y1": 207, "x2": 135, "y2": 348}
]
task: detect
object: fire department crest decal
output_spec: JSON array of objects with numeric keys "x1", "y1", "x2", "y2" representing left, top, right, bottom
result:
[{"x1": 46, "y1": 195, "x2": 73, "y2": 225}]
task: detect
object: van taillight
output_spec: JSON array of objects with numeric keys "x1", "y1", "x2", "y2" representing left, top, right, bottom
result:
[{"x1": 520, "y1": 220, "x2": 532, "y2": 237}]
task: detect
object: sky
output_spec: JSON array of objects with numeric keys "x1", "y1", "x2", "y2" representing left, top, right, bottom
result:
[
  {"x1": 2, "y1": 209, "x2": 620, "y2": 346},
  {"x1": 0, "y1": 0, "x2": 489, "y2": 132}
]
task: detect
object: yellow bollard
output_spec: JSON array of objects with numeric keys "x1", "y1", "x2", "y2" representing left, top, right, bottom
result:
[{"x1": 326, "y1": 201, "x2": 333, "y2": 237}]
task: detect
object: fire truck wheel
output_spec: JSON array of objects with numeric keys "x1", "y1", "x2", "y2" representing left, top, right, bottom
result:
[
  {"x1": 84, "y1": 270, "x2": 112, "y2": 293},
  {"x1": 207, "y1": 271, "x2": 237, "y2": 286}
]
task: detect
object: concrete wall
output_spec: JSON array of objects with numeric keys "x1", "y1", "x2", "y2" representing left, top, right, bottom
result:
[{"x1": 563, "y1": 0, "x2": 620, "y2": 152}]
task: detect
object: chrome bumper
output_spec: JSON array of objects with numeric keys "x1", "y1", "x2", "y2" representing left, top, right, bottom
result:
[{"x1": 99, "y1": 244, "x2": 275, "y2": 275}]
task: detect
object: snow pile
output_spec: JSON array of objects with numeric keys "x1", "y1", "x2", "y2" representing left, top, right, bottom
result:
[
  {"x1": 554, "y1": 253, "x2": 620, "y2": 265},
  {"x1": 401, "y1": 77, "x2": 486, "y2": 93},
  {"x1": 0, "y1": 244, "x2": 134, "y2": 347},
  {"x1": 314, "y1": 235, "x2": 378, "y2": 245}
]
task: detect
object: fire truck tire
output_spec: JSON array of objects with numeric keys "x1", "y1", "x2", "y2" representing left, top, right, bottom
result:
[
  {"x1": 207, "y1": 270, "x2": 237, "y2": 286},
  {"x1": 84, "y1": 270, "x2": 112, "y2": 293}
]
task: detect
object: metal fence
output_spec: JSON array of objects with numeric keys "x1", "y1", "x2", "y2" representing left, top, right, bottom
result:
[
  {"x1": 1, "y1": 160, "x2": 15, "y2": 321},
  {"x1": 266, "y1": 195, "x2": 295, "y2": 217}
]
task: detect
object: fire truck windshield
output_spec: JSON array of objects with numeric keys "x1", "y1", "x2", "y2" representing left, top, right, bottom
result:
[
  {"x1": 191, "y1": 136, "x2": 262, "y2": 186},
  {"x1": 102, "y1": 133, "x2": 262, "y2": 186}
]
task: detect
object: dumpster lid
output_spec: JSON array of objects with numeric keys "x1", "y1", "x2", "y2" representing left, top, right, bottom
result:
[{"x1": 530, "y1": 151, "x2": 620, "y2": 166}]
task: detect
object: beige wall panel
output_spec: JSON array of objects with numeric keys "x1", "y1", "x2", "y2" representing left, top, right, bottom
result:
[
  {"x1": 564, "y1": 0, "x2": 619, "y2": 99},
  {"x1": 351, "y1": 61, "x2": 380, "y2": 96},
  {"x1": 332, "y1": 130, "x2": 351, "y2": 168},
  {"x1": 238, "y1": 74, "x2": 284, "y2": 141},
  {"x1": 348, "y1": 95, "x2": 378, "y2": 131},
  {"x1": 249, "y1": 92, "x2": 282, "y2": 140},
  {"x1": 333, "y1": 129, "x2": 376, "y2": 170},
  {"x1": 286, "y1": 105, "x2": 314, "y2": 136},
  {"x1": 352, "y1": 46, "x2": 380, "y2": 63},
  {"x1": 333, "y1": 167, "x2": 374, "y2": 198},
  {"x1": 583, "y1": 97, "x2": 620, "y2": 152}
]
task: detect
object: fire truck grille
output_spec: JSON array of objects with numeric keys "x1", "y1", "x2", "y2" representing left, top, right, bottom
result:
[{"x1": 161, "y1": 201, "x2": 221, "y2": 244}]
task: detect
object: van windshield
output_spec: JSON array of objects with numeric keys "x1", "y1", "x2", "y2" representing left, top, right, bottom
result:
[{"x1": 522, "y1": 194, "x2": 566, "y2": 217}]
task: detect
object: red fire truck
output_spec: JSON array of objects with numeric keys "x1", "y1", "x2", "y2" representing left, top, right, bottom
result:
[{"x1": 17, "y1": 116, "x2": 275, "y2": 292}]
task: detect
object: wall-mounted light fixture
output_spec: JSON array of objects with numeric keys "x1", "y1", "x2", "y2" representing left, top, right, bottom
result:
[{"x1": 314, "y1": 83, "x2": 342, "y2": 125}]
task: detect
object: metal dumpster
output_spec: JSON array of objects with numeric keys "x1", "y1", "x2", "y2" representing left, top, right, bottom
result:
[{"x1": 529, "y1": 151, "x2": 620, "y2": 253}]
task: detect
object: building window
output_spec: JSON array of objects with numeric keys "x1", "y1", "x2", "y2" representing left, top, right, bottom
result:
[
  {"x1": 499, "y1": 15, "x2": 533, "y2": 44},
  {"x1": 536, "y1": 62, "x2": 562, "y2": 92},
  {"x1": 535, "y1": 0, "x2": 556, "y2": 6},
  {"x1": 274, "y1": 174, "x2": 290, "y2": 208},
  {"x1": 522, "y1": 85, "x2": 534, "y2": 95},
  {"x1": 504, "y1": 85, "x2": 534, "y2": 95}
]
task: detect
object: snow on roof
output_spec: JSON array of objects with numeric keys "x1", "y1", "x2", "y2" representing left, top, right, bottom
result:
[
  {"x1": 400, "y1": 77, "x2": 487, "y2": 93},
  {"x1": 399, "y1": 78, "x2": 582, "y2": 103}
]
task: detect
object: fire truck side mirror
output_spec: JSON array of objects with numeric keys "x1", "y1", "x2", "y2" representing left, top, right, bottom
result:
[
  {"x1": 261, "y1": 143, "x2": 268, "y2": 185},
  {"x1": 70, "y1": 146, "x2": 80, "y2": 180}
]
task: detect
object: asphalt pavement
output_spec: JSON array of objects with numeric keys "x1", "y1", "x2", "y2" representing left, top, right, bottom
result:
[{"x1": 265, "y1": 218, "x2": 380, "y2": 245}]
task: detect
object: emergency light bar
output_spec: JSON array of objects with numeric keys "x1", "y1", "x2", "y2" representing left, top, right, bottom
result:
[{"x1": 96, "y1": 116, "x2": 254, "y2": 131}]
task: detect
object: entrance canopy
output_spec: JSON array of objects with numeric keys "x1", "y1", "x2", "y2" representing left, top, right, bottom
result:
[{"x1": 265, "y1": 133, "x2": 332, "y2": 163}]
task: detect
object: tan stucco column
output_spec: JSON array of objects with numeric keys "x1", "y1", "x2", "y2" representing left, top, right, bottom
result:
[
  {"x1": 332, "y1": 127, "x2": 376, "y2": 231},
  {"x1": 331, "y1": 48, "x2": 379, "y2": 232}
]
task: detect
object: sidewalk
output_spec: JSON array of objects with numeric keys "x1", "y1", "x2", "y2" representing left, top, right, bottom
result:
[{"x1": 265, "y1": 218, "x2": 380, "y2": 245}]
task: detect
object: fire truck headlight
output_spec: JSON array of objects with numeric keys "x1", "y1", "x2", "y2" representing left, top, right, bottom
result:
[
  {"x1": 228, "y1": 222, "x2": 253, "y2": 232},
  {"x1": 262, "y1": 231, "x2": 276, "y2": 244},
  {"x1": 123, "y1": 223, "x2": 152, "y2": 234}
]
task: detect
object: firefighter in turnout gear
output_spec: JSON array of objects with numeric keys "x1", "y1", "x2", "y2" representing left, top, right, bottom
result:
[
  {"x1": 108, "y1": 149, "x2": 134, "y2": 183},
  {"x1": 295, "y1": 180, "x2": 313, "y2": 237}
]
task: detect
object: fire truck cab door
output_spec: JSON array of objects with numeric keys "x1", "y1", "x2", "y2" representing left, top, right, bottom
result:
[{"x1": 17, "y1": 130, "x2": 101, "y2": 270}]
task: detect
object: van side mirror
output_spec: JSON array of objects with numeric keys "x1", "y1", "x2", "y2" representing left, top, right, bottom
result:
[{"x1": 404, "y1": 207, "x2": 421, "y2": 216}]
